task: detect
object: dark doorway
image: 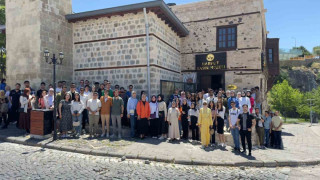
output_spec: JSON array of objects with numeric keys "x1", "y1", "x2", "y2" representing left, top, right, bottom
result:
[
  {"x1": 199, "y1": 72, "x2": 225, "y2": 91},
  {"x1": 211, "y1": 75, "x2": 223, "y2": 91}
]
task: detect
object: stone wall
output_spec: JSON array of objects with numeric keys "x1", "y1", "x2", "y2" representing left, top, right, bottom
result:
[
  {"x1": 39, "y1": 0, "x2": 73, "y2": 84},
  {"x1": 6, "y1": 0, "x2": 73, "y2": 88},
  {"x1": 6, "y1": 0, "x2": 41, "y2": 88},
  {"x1": 171, "y1": 0, "x2": 265, "y2": 71},
  {"x1": 72, "y1": 11, "x2": 182, "y2": 96}
]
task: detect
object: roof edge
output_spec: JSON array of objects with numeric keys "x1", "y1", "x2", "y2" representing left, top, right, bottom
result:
[{"x1": 65, "y1": 0, "x2": 189, "y2": 37}]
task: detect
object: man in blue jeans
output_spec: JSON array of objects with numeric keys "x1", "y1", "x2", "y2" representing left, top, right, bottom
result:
[
  {"x1": 263, "y1": 111, "x2": 272, "y2": 147},
  {"x1": 127, "y1": 91, "x2": 138, "y2": 138},
  {"x1": 228, "y1": 101, "x2": 241, "y2": 152}
]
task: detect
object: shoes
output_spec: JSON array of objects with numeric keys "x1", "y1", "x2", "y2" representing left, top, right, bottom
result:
[
  {"x1": 106, "y1": 134, "x2": 109, "y2": 138},
  {"x1": 101, "y1": 134, "x2": 105, "y2": 138},
  {"x1": 248, "y1": 152, "x2": 252, "y2": 156},
  {"x1": 152, "y1": 136, "x2": 157, "y2": 139},
  {"x1": 159, "y1": 136, "x2": 165, "y2": 140},
  {"x1": 110, "y1": 134, "x2": 115, "y2": 138},
  {"x1": 241, "y1": 150, "x2": 246, "y2": 154}
]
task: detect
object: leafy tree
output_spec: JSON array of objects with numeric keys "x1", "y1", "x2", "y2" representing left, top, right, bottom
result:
[
  {"x1": 313, "y1": 46, "x2": 320, "y2": 55},
  {"x1": 293, "y1": 46, "x2": 312, "y2": 56},
  {"x1": 297, "y1": 91, "x2": 315, "y2": 120},
  {"x1": 268, "y1": 80, "x2": 303, "y2": 121}
]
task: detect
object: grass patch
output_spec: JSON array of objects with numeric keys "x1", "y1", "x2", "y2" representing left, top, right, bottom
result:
[{"x1": 282, "y1": 117, "x2": 308, "y2": 124}]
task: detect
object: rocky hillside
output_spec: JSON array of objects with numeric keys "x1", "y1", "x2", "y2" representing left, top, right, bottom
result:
[{"x1": 279, "y1": 60, "x2": 320, "y2": 92}]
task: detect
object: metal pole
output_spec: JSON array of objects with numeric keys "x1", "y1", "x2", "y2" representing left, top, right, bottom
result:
[
  {"x1": 53, "y1": 54, "x2": 57, "y2": 140},
  {"x1": 143, "y1": 8, "x2": 151, "y2": 101}
]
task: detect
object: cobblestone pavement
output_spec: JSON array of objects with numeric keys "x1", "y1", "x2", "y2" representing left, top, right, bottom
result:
[
  {"x1": 1, "y1": 142, "x2": 319, "y2": 179},
  {"x1": 0, "y1": 123, "x2": 319, "y2": 167}
]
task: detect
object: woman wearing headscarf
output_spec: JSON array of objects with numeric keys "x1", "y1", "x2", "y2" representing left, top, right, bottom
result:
[
  {"x1": 181, "y1": 98, "x2": 190, "y2": 140},
  {"x1": 59, "y1": 92, "x2": 73, "y2": 138},
  {"x1": 157, "y1": 94, "x2": 168, "y2": 140},
  {"x1": 168, "y1": 101, "x2": 180, "y2": 141},
  {"x1": 136, "y1": 93, "x2": 150, "y2": 139},
  {"x1": 0, "y1": 90, "x2": 9, "y2": 129},
  {"x1": 149, "y1": 95, "x2": 159, "y2": 138},
  {"x1": 19, "y1": 88, "x2": 34, "y2": 134},
  {"x1": 198, "y1": 101, "x2": 213, "y2": 148},
  {"x1": 188, "y1": 102, "x2": 199, "y2": 141},
  {"x1": 246, "y1": 91, "x2": 255, "y2": 114}
]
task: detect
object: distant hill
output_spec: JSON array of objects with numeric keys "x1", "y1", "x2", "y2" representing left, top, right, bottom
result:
[{"x1": 279, "y1": 59, "x2": 320, "y2": 92}]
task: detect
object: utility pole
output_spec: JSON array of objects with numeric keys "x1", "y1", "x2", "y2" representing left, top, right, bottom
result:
[{"x1": 307, "y1": 99, "x2": 314, "y2": 126}]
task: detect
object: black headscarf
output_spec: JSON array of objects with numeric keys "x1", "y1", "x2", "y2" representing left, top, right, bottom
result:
[
  {"x1": 157, "y1": 94, "x2": 164, "y2": 103},
  {"x1": 151, "y1": 95, "x2": 157, "y2": 103}
]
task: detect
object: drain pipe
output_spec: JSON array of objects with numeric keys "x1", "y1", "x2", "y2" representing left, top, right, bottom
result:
[{"x1": 143, "y1": 7, "x2": 151, "y2": 101}]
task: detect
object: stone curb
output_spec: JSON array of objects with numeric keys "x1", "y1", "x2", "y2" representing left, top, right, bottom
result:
[{"x1": 1, "y1": 135, "x2": 319, "y2": 168}]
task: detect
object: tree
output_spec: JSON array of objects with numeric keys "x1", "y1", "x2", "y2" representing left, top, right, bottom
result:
[
  {"x1": 293, "y1": 46, "x2": 312, "y2": 56},
  {"x1": 268, "y1": 80, "x2": 303, "y2": 121},
  {"x1": 313, "y1": 46, "x2": 320, "y2": 55},
  {"x1": 0, "y1": 0, "x2": 5, "y2": 78}
]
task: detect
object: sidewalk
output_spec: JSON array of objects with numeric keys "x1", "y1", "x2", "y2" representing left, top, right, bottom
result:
[{"x1": 0, "y1": 123, "x2": 319, "y2": 167}]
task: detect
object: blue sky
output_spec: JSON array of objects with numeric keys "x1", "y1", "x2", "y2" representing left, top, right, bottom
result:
[{"x1": 72, "y1": 0, "x2": 320, "y2": 52}]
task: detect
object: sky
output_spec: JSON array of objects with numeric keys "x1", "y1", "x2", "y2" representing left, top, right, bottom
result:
[{"x1": 72, "y1": 0, "x2": 320, "y2": 52}]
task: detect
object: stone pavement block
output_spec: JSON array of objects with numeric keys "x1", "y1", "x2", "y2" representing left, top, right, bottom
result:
[
  {"x1": 45, "y1": 143, "x2": 62, "y2": 151},
  {"x1": 74, "y1": 148, "x2": 92, "y2": 155},
  {"x1": 263, "y1": 160, "x2": 277, "y2": 167},
  {"x1": 59, "y1": 146, "x2": 77, "y2": 153}
]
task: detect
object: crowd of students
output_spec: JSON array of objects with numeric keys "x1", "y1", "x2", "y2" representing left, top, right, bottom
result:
[{"x1": 0, "y1": 79, "x2": 283, "y2": 156}]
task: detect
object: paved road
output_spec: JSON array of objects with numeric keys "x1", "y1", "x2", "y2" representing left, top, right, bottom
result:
[{"x1": 0, "y1": 142, "x2": 319, "y2": 179}]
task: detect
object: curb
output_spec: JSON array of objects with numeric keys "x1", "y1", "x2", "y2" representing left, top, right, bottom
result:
[{"x1": 1, "y1": 135, "x2": 319, "y2": 167}]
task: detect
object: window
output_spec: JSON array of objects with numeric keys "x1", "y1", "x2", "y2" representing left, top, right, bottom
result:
[
  {"x1": 217, "y1": 26, "x2": 237, "y2": 50},
  {"x1": 268, "y1": 48, "x2": 273, "y2": 63}
]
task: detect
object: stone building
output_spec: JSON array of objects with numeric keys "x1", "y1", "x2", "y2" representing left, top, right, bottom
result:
[{"x1": 6, "y1": 0, "x2": 279, "y2": 104}]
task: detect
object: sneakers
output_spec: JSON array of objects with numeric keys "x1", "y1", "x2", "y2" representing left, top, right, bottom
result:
[
  {"x1": 118, "y1": 134, "x2": 122, "y2": 139},
  {"x1": 159, "y1": 136, "x2": 165, "y2": 140},
  {"x1": 152, "y1": 136, "x2": 157, "y2": 139},
  {"x1": 106, "y1": 133, "x2": 109, "y2": 138},
  {"x1": 101, "y1": 134, "x2": 105, "y2": 138},
  {"x1": 110, "y1": 134, "x2": 115, "y2": 138}
]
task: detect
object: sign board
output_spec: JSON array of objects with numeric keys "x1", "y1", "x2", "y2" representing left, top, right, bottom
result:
[{"x1": 196, "y1": 52, "x2": 227, "y2": 71}]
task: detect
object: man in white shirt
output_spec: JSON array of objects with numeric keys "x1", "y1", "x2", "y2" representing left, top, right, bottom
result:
[
  {"x1": 206, "y1": 89, "x2": 215, "y2": 104},
  {"x1": 228, "y1": 101, "x2": 241, "y2": 152},
  {"x1": 86, "y1": 92, "x2": 101, "y2": 138},
  {"x1": 238, "y1": 91, "x2": 251, "y2": 113}
]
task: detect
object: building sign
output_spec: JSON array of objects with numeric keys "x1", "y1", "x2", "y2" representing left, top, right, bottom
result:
[{"x1": 196, "y1": 52, "x2": 227, "y2": 71}]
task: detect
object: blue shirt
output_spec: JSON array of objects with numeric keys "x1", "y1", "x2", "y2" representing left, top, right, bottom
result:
[
  {"x1": 0, "y1": 83, "x2": 6, "y2": 92},
  {"x1": 228, "y1": 97, "x2": 239, "y2": 109},
  {"x1": 126, "y1": 91, "x2": 132, "y2": 98},
  {"x1": 127, "y1": 97, "x2": 138, "y2": 115},
  {"x1": 48, "y1": 95, "x2": 54, "y2": 107},
  {"x1": 263, "y1": 116, "x2": 272, "y2": 129}
]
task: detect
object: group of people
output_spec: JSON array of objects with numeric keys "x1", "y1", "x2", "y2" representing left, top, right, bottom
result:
[{"x1": 0, "y1": 78, "x2": 283, "y2": 156}]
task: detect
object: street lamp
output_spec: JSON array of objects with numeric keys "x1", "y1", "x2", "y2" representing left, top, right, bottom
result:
[{"x1": 44, "y1": 50, "x2": 64, "y2": 140}]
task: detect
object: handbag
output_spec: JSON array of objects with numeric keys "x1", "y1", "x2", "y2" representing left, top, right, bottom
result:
[
  {"x1": 73, "y1": 116, "x2": 80, "y2": 126},
  {"x1": 1, "y1": 103, "x2": 8, "y2": 113},
  {"x1": 210, "y1": 127, "x2": 215, "y2": 135}
]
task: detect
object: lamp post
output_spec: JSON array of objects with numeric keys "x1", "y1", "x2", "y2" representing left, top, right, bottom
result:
[{"x1": 44, "y1": 50, "x2": 64, "y2": 140}]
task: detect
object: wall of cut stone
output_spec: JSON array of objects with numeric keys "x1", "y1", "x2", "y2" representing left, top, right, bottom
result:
[
  {"x1": 6, "y1": 0, "x2": 73, "y2": 88},
  {"x1": 6, "y1": 0, "x2": 41, "y2": 88},
  {"x1": 72, "y1": 11, "x2": 182, "y2": 95},
  {"x1": 39, "y1": 0, "x2": 73, "y2": 84}
]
